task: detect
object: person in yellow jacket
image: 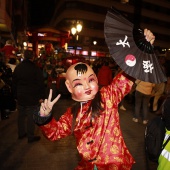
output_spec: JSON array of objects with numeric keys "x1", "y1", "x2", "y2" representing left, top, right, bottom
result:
[
  {"x1": 132, "y1": 80, "x2": 155, "y2": 124},
  {"x1": 157, "y1": 96, "x2": 170, "y2": 170}
]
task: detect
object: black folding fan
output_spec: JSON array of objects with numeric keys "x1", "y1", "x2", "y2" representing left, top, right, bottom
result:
[{"x1": 104, "y1": 7, "x2": 167, "y2": 83}]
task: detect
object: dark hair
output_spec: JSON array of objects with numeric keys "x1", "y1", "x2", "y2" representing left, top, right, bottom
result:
[
  {"x1": 24, "y1": 50, "x2": 34, "y2": 59},
  {"x1": 46, "y1": 64, "x2": 53, "y2": 70},
  {"x1": 104, "y1": 61, "x2": 109, "y2": 66},
  {"x1": 71, "y1": 91, "x2": 104, "y2": 132},
  {"x1": 8, "y1": 58, "x2": 16, "y2": 64}
]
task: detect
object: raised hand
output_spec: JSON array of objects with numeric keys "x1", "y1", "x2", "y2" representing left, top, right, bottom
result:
[
  {"x1": 144, "y1": 28, "x2": 155, "y2": 45},
  {"x1": 40, "y1": 89, "x2": 61, "y2": 116}
]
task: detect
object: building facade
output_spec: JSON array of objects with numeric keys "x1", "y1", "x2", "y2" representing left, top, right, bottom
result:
[
  {"x1": 49, "y1": 0, "x2": 170, "y2": 57},
  {"x1": 0, "y1": 0, "x2": 27, "y2": 48}
]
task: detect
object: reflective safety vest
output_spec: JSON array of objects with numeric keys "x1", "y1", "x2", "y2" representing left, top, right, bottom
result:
[{"x1": 157, "y1": 130, "x2": 170, "y2": 170}]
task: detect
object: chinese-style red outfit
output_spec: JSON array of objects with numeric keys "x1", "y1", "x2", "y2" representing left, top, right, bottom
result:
[{"x1": 39, "y1": 73, "x2": 135, "y2": 170}]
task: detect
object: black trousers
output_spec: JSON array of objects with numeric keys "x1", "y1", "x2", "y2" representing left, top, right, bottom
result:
[
  {"x1": 17, "y1": 105, "x2": 39, "y2": 140},
  {"x1": 134, "y1": 91, "x2": 151, "y2": 121}
]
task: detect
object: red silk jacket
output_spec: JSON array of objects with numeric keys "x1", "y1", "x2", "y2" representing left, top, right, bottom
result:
[{"x1": 40, "y1": 73, "x2": 135, "y2": 170}]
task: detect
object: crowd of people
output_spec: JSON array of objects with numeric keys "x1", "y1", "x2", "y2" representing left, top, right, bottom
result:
[{"x1": 0, "y1": 40, "x2": 169, "y2": 123}]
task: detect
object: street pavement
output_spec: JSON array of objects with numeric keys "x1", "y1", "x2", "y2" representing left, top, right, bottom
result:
[{"x1": 0, "y1": 95, "x2": 158, "y2": 170}]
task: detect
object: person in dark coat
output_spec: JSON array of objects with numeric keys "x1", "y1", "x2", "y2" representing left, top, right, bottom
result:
[{"x1": 12, "y1": 50, "x2": 45, "y2": 143}]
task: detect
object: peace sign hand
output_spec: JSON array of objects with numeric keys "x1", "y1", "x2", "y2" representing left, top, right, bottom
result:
[{"x1": 40, "y1": 89, "x2": 61, "y2": 117}]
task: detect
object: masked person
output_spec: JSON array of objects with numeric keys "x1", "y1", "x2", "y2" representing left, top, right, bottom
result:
[{"x1": 33, "y1": 29, "x2": 155, "y2": 170}]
